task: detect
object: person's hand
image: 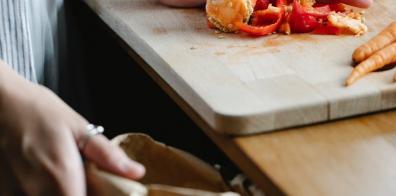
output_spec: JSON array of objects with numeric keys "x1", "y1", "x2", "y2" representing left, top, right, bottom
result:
[
  {"x1": 159, "y1": 0, "x2": 373, "y2": 8},
  {"x1": 159, "y1": 0, "x2": 205, "y2": 7},
  {"x1": 319, "y1": 0, "x2": 373, "y2": 8},
  {"x1": 0, "y1": 61, "x2": 145, "y2": 195}
]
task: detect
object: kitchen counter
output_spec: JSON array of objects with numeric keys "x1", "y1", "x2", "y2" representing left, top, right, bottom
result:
[{"x1": 83, "y1": 0, "x2": 396, "y2": 195}]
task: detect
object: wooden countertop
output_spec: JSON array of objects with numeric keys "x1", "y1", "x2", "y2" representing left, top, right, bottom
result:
[
  {"x1": 128, "y1": 47, "x2": 396, "y2": 195},
  {"x1": 233, "y1": 111, "x2": 396, "y2": 195},
  {"x1": 83, "y1": 0, "x2": 396, "y2": 135},
  {"x1": 83, "y1": 0, "x2": 396, "y2": 195}
]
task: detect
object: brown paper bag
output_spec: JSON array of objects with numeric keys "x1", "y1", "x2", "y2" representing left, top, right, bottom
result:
[{"x1": 87, "y1": 133, "x2": 239, "y2": 196}]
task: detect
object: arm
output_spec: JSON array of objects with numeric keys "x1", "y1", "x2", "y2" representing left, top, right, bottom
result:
[{"x1": 0, "y1": 60, "x2": 145, "y2": 195}]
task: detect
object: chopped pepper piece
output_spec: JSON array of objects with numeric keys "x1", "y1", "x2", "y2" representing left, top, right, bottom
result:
[
  {"x1": 289, "y1": 0, "x2": 320, "y2": 33},
  {"x1": 314, "y1": 3, "x2": 347, "y2": 12},
  {"x1": 303, "y1": 4, "x2": 331, "y2": 19},
  {"x1": 312, "y1": 24, "x2": 341, "y2": 35},
  {"x1": 251, "y1": 4, "x2": 281, "y2": 26},
  {"x1": 236, "y1": 0, "x2": 286, "y2": 36},
  {"x1": 254, "y1": 0, "x2": 271, "y2": 10}
]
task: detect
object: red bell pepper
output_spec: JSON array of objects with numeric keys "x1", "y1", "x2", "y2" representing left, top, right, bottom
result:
[
  {"x1": 314, "y1": 3, "x2": 346, "y2": 12},
  {"x1": 251, "y1": 5, "x2": 282, "y2": 26},
  {"x1": 290, "y1": 14, "x2": 319, "y2": 33},
  {"x1": 289, "y1": 0, "x2": 320, "y2": 33},
  {"x1": 254, "y1": 0, "x2": 270, "y2": 11},
  {"x1": 236, "y1": 13, "x2": 283, "y2": 36},
  {"x1": 275, "y1": 0, "x2": 286, "y2": 7},
  {"x1": 288, "y1": 0, "x2": 335, "y2": 33},
  {"x1": 303, "y1": 4, "x2": 331, "y2": 19},
  {"x1": 236, "y1": 0, "x2": 286, "y2": 36},
  {"x1": 312, "y1": 24, "x2": 341, "y2": 35}
]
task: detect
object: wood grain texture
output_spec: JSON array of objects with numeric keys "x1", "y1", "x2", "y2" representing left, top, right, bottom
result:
[
  {"x1": 117, "y1": 37, "x2": 284, "y2": 195},
  {"x1": 235, "y1": 110, "x2": 396, "y2": 196},
  {"x1": 120, "y1": 44, "x2": 396, "y2": 195},
  {"x1": 117, "y1": 41, "x2": 396, "y2": 195},
  {"x1": 83, "y1": 0, "x2": 396, "y2": 135},
  {"x1": 85, "y1": 7, "x2": 396, "y2": 195}
]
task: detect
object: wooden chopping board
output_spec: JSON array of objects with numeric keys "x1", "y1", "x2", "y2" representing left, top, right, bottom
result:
[{"x1": 84, "y1": 0, "x2": 396, "y2": 135}]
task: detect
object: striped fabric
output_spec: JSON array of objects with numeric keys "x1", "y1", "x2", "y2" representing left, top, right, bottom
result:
[{"x1": 0, "y1": 0, "x2": 37, "y2": 82}]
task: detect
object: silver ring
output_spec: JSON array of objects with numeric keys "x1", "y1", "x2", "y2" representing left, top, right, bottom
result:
[{"x1": 78, "y1": 124, "x2": 105, "y2": 150}]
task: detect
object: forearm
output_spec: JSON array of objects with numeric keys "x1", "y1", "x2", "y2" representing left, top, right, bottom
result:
[
  {"x1": 0, "y1": 60, "x2": 15, "y2": 111},
  {"x1": 0, "y1": 60, "x2": 38, "y2": 126},
  {"x1": 0, "y1": 60, "x2": 17, "y2": 133},
  {"x1": 0, "y1": 59, "x2": 28, "y2": 93}
]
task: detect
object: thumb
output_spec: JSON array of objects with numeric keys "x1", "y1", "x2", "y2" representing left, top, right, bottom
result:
[{"x1": 80, "y1": 134, "x2": 145, "y2": 180}]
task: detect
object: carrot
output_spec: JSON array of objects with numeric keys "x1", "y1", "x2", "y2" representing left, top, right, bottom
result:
[
  {"x1": 353, "y1": 21, "x2": 396, "y2": 63},
  {"x1": 346, "y1": 42, "x2": 396, "y2": 86}
]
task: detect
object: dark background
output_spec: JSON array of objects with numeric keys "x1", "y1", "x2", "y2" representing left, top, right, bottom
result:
[{"x1": 60, "y1": 0, "x2": 239, "y2": 178}]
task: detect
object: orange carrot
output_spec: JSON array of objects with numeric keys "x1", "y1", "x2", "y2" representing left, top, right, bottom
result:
[
  {"x1": 346, "y1": 42, "x2": 396, "y2": 86},
  {"x1": 353, "y1": 21, "x2": 396, "y2": 63}
]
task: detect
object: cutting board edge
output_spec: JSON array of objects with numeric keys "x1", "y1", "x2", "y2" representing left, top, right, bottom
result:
[
  {"x1": 213, "y1": 106, "x2": 396, "y2": 136},
  {"x1": 209, "y1": 101, "x2": 330, "y2": 135},
  {"x1": 83, "y1": 0, "x2": 396, "y2": 135}
]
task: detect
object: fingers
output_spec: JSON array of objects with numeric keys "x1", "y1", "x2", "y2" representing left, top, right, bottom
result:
[
  {"x1": 81, "y1": 134, "x2": 145, "y2": 180},
  {"x1": 39, "y1": 131, "x2": 86, "y2": 196},
  {"x1": 5, "y1": 130, "x2": 86, "y2": 196},
  {"x1": 0, "y1": 146, "x2": 24, "y2": 195},
  {"x1": 318, "y1": 0, "x2": 373, "y2": 8}
]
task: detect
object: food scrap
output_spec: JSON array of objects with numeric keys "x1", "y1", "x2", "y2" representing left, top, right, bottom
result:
[
  {"x1": 206, "y1": 0, "x2": 368, "y2": 36},
  {"x1": 346, "y1": 21, "x2": 396, "y2": 86}
]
